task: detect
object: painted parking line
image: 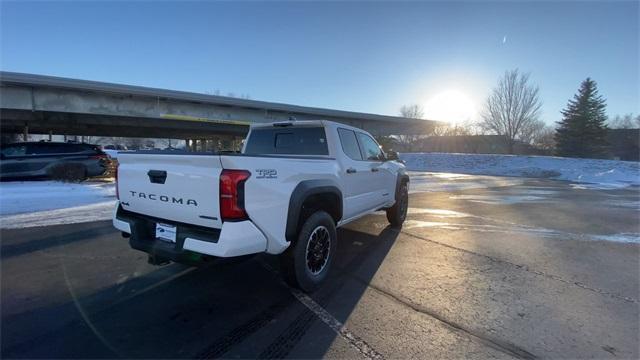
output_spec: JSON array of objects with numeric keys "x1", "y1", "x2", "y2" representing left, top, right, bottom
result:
[
  {"x1": 258, "y1": 260, "x2": 384, "y2": 360},
  {"x1": 289, "y1": 287, "x2": 384, "y2": 360}
]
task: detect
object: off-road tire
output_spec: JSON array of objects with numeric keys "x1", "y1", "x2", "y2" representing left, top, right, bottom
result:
[
  {"x1": 386, "y1": 181, "x2": 408, "y2": 227},
  {"x1": 280, "y1": 211, "x2": 337, "y2": 292}
]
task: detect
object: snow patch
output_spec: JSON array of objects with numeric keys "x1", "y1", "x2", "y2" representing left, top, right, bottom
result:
[
  {"x1": 0, "y1": 181, "x2": 115, "y2": 216},
  {"x1": 401, "y1": 153, "x2": 640, "y2": 189},
  {"x1": 0, "y1": 201, "x2": 116, "y2": 229},
  {"x1": 589, "y1": 233, "x2": 640, "y2": 244},
  {"x1": 0, "y1": 181, "x2": 116, "y2": 229}
]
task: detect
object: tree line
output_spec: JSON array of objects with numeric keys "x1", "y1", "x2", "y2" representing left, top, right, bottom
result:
[{"x1": 400, "y1": 69, "x2": 638, "y2": 158}]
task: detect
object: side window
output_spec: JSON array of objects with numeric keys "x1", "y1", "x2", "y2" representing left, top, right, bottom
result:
[
  {"x1": 50, "y1": 144, "x2": 72, "y2": 153},
  {"x1": 49, "y1": 144, "x2": 92, "y2": 154},
  {"x1": 32, "y1": 144, "x2": 62, "y2": 154},
  {"x1": 25, "y1": 144, "x2": 47, "y2": 155},
  {"x1": 356, "y1": 133, "x2": 384, "y2": 161},
  {"x1": 2, "y1": 145, "x2": 27, "y2": 157},
  {"x1": 337, "y1": 128, "x2": 362, "y2": 160},
  {"x1": 67, "y1": 144, "x2": 92, "y2": 153}
]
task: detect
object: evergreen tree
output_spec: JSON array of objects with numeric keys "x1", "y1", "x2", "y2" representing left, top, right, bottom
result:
[{"x1": 555, "y1": 78, "x2": 609, "y2": 158}]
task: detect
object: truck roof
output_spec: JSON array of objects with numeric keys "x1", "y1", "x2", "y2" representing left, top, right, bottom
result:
[{"x1": 250, "y1": 120, "x2": 367, "y2": 134}]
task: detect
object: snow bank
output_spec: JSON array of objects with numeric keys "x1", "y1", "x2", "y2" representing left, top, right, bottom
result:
[
  {"x1": 0, "y1": 181, "x2": 116, "y2": 216},
  {"x1": 401, "y1": 153, "x2": 640, "y2": 189},
  {"x1": 0, "y1": 201, "x2": 116, "y2": 229}
]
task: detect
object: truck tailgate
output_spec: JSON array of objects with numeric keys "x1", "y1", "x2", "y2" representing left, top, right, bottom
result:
[{"x1": 117, "y1": 153, "x2": 223, "y2": 228}]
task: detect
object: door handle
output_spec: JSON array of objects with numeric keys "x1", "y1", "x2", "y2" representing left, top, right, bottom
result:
[
  {"x1": 346, "y1": 168, "x2": 356, "y2": 174},
  {"x1": 371, "y1": 167, "x2": 379, "y2": 172}
]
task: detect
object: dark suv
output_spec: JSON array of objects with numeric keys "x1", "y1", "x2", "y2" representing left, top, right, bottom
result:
[{"x1": 0, "y1": 142, "x2": 108, "y2": 180}]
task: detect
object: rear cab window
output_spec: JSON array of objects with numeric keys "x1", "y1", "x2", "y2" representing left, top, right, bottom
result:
[
  {"x1": 337, "y1": 128, "x2": 363, "y2": 160},
  {"x1": 244, "y1": 127, "x2": 329, "y2": 155}
]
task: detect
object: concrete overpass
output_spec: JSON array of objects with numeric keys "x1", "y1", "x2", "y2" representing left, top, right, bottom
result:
[{"x1": 0, "y1": 71, "x2": 438, "y2": 148}]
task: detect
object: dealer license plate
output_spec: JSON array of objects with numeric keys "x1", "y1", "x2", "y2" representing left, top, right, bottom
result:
[{"x1": 155, "y1": 223, "x2": 177, "y2": 243}]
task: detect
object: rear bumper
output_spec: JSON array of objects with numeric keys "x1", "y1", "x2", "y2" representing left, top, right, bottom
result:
[{"x1": 113, "y1": 204, "x2": 267, "y2": 260}]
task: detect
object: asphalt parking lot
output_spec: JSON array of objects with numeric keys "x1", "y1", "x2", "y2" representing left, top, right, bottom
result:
[{"x1": 2, "y1": 176, "x2": 639, "y2": 359}]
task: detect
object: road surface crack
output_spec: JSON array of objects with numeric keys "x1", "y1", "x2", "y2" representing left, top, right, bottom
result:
[
  {"x1": 401, "y1": 230, "x2": 638, "y2": 304},
  {"x1": 360, "y1": 279, "x2": 537, "y2": 360}
]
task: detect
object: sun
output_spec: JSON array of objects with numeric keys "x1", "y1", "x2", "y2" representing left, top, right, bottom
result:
[{"x1": 424, "y1": 90, "x2": 477, "y2": 124}]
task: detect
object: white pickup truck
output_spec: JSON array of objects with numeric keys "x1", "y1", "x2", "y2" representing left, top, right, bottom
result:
[{"x1": 113, "y1": 120, "x2": 409, "y2": 291}]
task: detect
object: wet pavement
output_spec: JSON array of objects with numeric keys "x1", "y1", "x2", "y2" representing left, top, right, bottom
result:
[{"x1": 2, "y1": 175, "x2": 639, "y2": 359}]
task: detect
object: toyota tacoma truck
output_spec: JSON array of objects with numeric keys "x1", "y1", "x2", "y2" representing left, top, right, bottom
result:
[{"x1": 113, "y1": 120, "x2": 409, "y2": 291}]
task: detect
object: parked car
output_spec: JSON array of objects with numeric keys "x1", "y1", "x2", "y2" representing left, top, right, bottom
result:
[
  {"x1": 0, "y1": 141, "x2": 109, "y2": 180},
  {"x1": 113, "y1": 120, "x2": 409, "y2": 291},
  {"x1": 103, "y1": 144, "x2": 128, "y2": 151},
  {"x1": 102, "y1": 144, "x2": 129, "y2": 159}
]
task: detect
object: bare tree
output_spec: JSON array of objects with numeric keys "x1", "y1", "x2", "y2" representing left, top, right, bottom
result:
[
  {"x1": 608, "y1": 113, "x2": 640, "y2": 129},
  {"x1": 431, "y1": 121, "x2": 484, "y2": 137},
  {"x1": 532, "y1": 125, "x2": 556, "y2": 152},
  {"x1": 124, "y1": 137, "x2": 146, "y2": 150},
  {"x1": 400, "y1": 104, "x2": 424, "y2": 119},
  {"x1": 430, "y1": 124, "x2": 451, "y2": 136},
  {"x1": 397, "y1": 104, "x2": 425, "y2": 151},
  {"x1": 519, "y1": 119, "x2": 546, "y2": 145},
  {"x1": 480, "y1": 69, "x2": 543, "y2": 153}
]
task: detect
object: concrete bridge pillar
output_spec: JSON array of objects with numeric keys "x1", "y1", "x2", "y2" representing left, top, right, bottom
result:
[
  {"x1": 211, "y1": 136, "x2": 221, "y2": 151},
  {"x1": 233, "y1": 136, "x2": 244, "y2": 151}
]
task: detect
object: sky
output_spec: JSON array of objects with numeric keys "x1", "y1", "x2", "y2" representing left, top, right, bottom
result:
[{"x1": 1, "y1": 1, "x2": 638, "y2": 126}]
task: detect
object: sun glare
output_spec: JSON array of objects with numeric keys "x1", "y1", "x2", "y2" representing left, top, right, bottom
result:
[{"x1": 424, "y1": 90, "x2": 477, "y2": 124}]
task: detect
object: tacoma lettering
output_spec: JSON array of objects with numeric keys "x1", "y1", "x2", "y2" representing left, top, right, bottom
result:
[{"x1": 128, "y1": 191, "x2": 198, "y2": 206}]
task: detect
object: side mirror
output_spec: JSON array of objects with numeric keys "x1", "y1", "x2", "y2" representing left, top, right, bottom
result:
[{"x1": 386, "y1": 151, "x2": 399, "y2": 161}]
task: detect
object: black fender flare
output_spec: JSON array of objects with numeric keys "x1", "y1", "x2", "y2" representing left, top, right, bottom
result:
[
  {"x1": 285, "y1": 179, "x2": 343, "y2": 243},
  {"x1": 395, "y1": 170, "x2": 410, "y2": 201}
]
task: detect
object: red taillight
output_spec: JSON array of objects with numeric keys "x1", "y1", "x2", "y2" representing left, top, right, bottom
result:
[
  {"x1": 220, "y1": 169, "x2": 250, "y2": 221},
  {"x1": 115, "y1": 163, "x2": 119, "y2": 200}
]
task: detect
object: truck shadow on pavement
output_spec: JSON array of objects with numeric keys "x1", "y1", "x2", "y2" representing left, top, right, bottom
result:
[
  {"x1": 0, "y1": 222, "x2": 114, "y2": 260},
  {"x1": 197, "y1": 225, "x2": 402, "y2": 359},
  {"x1": 1, "y1": 224, "x2": 400, "y2": 359}
]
